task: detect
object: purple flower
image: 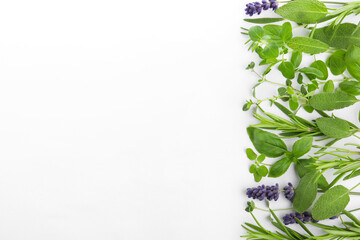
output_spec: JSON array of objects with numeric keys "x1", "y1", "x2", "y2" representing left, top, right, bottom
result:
[
  {"x1": 245, "y1": 0, "x2": 278, "y2": 16},
  {"x1": 246, "y1": 184, "x2": 279, "y2": 201},
  {"x1": 283, "y1": 182, "x2": 295, "y2": 201},
  {"x1": 283, "y1": 212, "x2": 316, "y2": 225}
]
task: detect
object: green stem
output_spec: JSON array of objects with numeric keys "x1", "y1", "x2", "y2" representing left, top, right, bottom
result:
[
  {"x1": 255, "y1": 207, "x2": 293, "y2": 212},
  {"x1": 350, "y1": 182, "x2": 360, "y2": 191}
]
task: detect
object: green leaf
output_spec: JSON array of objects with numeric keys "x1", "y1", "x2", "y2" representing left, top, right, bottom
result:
[
  {"x1": 309, "y1": 60, "x2": 328, "y2": 80},
  {"x1": 249, "y1": 26, "x2": 264, "y2": 41},
  {"x1": 345, "y1": 45, "x2": 360, "y2": 81},
  {"x1": 253, "y1": 172, "x2": 262, "y2": 182},
  {"x1": 344, "y1": 169, "x2": 360, "y2": 180},
  {"x1": 291, "y1": 51, "x2": 302, "y2": 68},
  {"x1": 289, "y1": 96, "x2": 299, "y2": 111},
  {"x1": 312, "y1": 185, "x2": 350, "y2": 220},
  {"x1": 247, "y1": 127, "x2": 287, "y2": 157},
  {"x1": 294, "y1": 160, "x2": 328, "y2": 189},
  {"x1": 339, "y1": 80, "x2": 360, "y2": 96},
  {"x1": 280, "y1": 22, "x2": 292, "y2": 42},
  {"x1": 268, "y1": 157, "x2": 292, "y2": 178},
  {"x1": 244, "y1": 18, "x2": 284, "y2": 24},
  {"x1": 313, "y1": 23, "x2": 360, "y2": 49},
  {"x1": 316, "y1": 117, "x2": 351, "y2": 139},
  {"x1": 309, "y1": 91, "x2": 358, "y2": 111},
  {"x1": 275, "y1": 0, "x2": 327, "y2": 24},
  {"x1": 262, "y1": 43, "x2": 279, "y2": 59},
  {"x1": 323, "y1": 80, "x2": 334, "y2": 93},
  {"x1": 287, "y1": 37, "x2": 329, "y2": 54},
  {"x1": 257, "y1": 154, "x2": 266, "y2": 162},
  {"x1": 292, "y1": 137, "x2": 313, "y2": 158},
  {"x1": 246, "y1": 148, "x2": 257, "y2": 160},
  {"x1": 293, "y1": 172, "x2": 319, "y2": 213},
  {"x1": 263, "y1": 25, "x2": 283, "y2": 45},
  {"x1": 299, "y1": 67, "x2": 324, "y2": 79},
  {"x1": 257, "y1": 165, "x2": 268, "y2": 177},
  {"x1": 326, "y1": 50, "x2": 346, "y2": 75},
  {"x1": 278, "y1": 61, "x2": 295, "y2": 79},
  {"x1": 249, "y1": 164, "x2": 257, "y2": 173}
]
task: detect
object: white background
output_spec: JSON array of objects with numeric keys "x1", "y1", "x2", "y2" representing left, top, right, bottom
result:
[{"x1": 0, "y1": 0, "x2": 257, "y2": 239}]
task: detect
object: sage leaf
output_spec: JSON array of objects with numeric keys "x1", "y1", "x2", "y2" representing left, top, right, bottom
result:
[
  {"x1": 275, "y1": 0, "x2": 327, "y2": 24},
  {"x1": 244, "y1": 18, "x2": 284, "y2": 24},
  {"x1": 292, "y1": 137, "x2": 313, "y2": 158},
  {"x1": 309, "y1": 91, "x2": 358, "y2": 111},
  {"x1": 345, "y1": 45, "x2": 360, "y2": 80},
  {"x1": 291, "y1": 51, "x2": 302, "y2": 68},
  {"x1": 268, "y1": 157, "x2": 292, "y2": 178},
  {"x1": 293, "y1": 172, "x2": 318, "y2": 213},
  {"x1": 339, "y1": 80, "x2": 360, "y2": 96},
  {"x1": 247, "y1": 127, "x2": 287, "y2": 158},
  {"x1": 316, "y1": 117, "x2": 351, "y2": 139},
  {"x1": 278, "y1": 61, "x2": 295, "y2": 79},
  {"x1": 287, "y1": 37, "x2": 329, "y2": 54},
  {"x1": 323, "y1": 80, "x2": 334, "y2": 93},
  {"x1": 312, "y1": 185, "x2": 350, "y2": 220},
  {"x1": 249, "y1": 26, "x2": 264, "y2": 41},
  {"x1": 313, "y1": 23, "x2": 360, "y2": 49},
  {"x1": 326, "y1": 50, "x2": 346, "y2": 75}
]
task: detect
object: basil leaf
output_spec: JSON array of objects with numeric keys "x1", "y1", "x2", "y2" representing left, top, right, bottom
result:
[
  {"x1": 291, "y1": 51, "x2": 302, "y2": 68},
  {"x1": 292, "y1": 137, "x2": 313, "y2": 158},
  {"x1": 316, "y1": 117, "x2": 351, "y2": 139},
  {"x1": 312, "y1": 185, "x2": 350, "y2": 220},
  {"x1": 249, "y1": 26, "x2": 264, "y2": 41},
  {"x1": 247, "y1": 127, "x2": 287, "y2": 158},
  {"x1": 278, "y1": 61, "x2": 295, "y2": 79},
  {"x1": 345, "y1": 45, "x2": 360, "y2": 80},
  {"x1": 287, "y1": 37, "x2": 329, "y2": 54},
  {"x1": 275, "y1": 0, "x2": 327, "y2": 24},
  {"x1": 293, "y1": 172, "x2": 318, "y2": 213},
  {"x1": 268, "y1": 157, "x2": 292, "y2": 178},
  {"x1": 326, "y1": 50, "x2": 346, "y2": 76},
  {"x1": 299, "y1": 67, "x2": 324, "y2": 79},
  {"x1": 244, "y1": 18, "x2": 284, "y2": 24},
  {"x1": 313, "y1": 23, "x2": 360, "y2": 49},
  {"x1": 323, "y1": 80, "x2": 334, "y2": 93},
  {"x1": 339, "y1": 80, "x2": 360, "y2": 96},
  {"x1": 309, "y1": 91, "x2": 358, "y2": 111}
]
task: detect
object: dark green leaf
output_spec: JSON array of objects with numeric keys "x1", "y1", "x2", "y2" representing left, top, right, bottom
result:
[
  {"x1": 345, "y1": 45, "x2": 360, "y2": 80},
  {"x1": 312, "y1": 185, "x2": 350, "y2": 220},
  {"x1": 326, "y1": 50, "x2": 346, "y2": 75},
  {"x1": 275, "y1": 0, "x2": 327, "y2": 24},
  {"x1": 244, "y1": 18, "x2": 284, "y2": 24},
  {"x1": 291, "y1": 51, "x2": 302, "y2": 68},
  {"x1": 292, "y1": 137, "x2": 313, "y2": 158},
  {"x1": 287, "y1": 37, "x2": 329, "y2": 54},
  {"x1": 313, "y1": 23, "x2": 360, "y2": 49},
  {"x1": 278, "y1": 61, "x2": 295, "y2": 79},
  {"x1": 316, "y1": 117, "x2": 351, "y2": 139},
  {"x1": 293, "y1": 172, "x2": 319, "y2": 213},
  {"x1": 268, "y1": 157, "x2": 292, "y2": 178},
  {"x1": 309, "y1": 91, "x2": 358, "y2": 111},
  {"x1": 339, "y1": 80, "x2": 360, "y2": 96},
  {"x1": 248, "y1": 26, "x2": 264, "y2": 41}
]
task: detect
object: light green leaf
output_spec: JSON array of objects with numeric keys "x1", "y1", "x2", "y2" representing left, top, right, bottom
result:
[
  {"x1": 292, "y1": 137, "x2": 313, "y2": 158},
  {"x1": 244, "y1": 18, "x2": 284, "y2": 24},
  {"x1": 312, "y1": 185, "x2": 350, "y2": 220},
  {"x1": 293, "y1": 172, "x2": 319, "y2": 213},
  {"x1": 291, "y1": 51, "x2": 302, "y2": 68},
  {"x1": 278, "y1": 61, "x2": 295, "y2": 79},
  {"x1": 345, "y1": 45, "x2": 360, "y2": 80},
  {"x1": 299, "y1": 67, "x2": 324, "y2": 79},
  {"x1": 247, "y1": 127, "x2": 287, "y2": 158},
  {"x1": 323, "y1": 80, "x2": 334, "y2": 93},
  {"x1": 316, "y1": 117, "x2": 351, "y2": 139},
  {"x1": 246, "y1": 148, "x2": 257, "y2": 160},
  {"x1": 249, "y1": 164, "x2": 257, "y2": 173},
  {"x1": 309, "y1": 60, "x2": 328, "y2": 80},
  {"x1": 280, "y1": 22, "x2": 292, "y2": 42},
  {"x1": 257, "y1": 165, "x2": 268, "y2": 177},
  {"x1": 262, "y1": 43, "x2": 279, "y2": 59},
  {"x1": 249, "y1": 26, "x2": 264, "y2": 41},
  {"x1": 309, "y1": 91, "x2": 358, "y2": 111},
  {"x1": 339, "y1": 80, "x2": 360, "y2": 96},
  {"x1": 287, "y1": 37, "x2": 329, "y2": 54},
  {"x1": 275, "y1": 0, "x2": 327, "y2": 24}
]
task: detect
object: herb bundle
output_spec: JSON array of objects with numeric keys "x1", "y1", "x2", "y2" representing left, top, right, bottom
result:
[{"x1": 241, "y1": 0, "x2": 360, "y2": 239}]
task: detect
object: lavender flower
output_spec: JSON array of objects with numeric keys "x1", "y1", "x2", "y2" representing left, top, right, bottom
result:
[
  {"x1": 283, "y1": 182, "x2": 295, "y2": 201},
  {"x1": 246, "y1": 184, "x2": 279, "y2": 201},
  {"x1": 245, "y1": 0, "x2": 278, "y2": 16},
  {"x1": 283, "y1": 212, "x2": 317, "y2": 225}
]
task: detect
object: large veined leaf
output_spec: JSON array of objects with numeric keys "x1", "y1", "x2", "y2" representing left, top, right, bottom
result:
[
  {"x1": 275, "y1": 0, "x2": 327, "y2": 24},
  {"x1": 309, "y1": 91, "x2": 358, "y2": 111},
  {"x1": 313, "y1": 23, "x2": 360, "y2": 49},
  {"x1": 247, "y1": 127, "x2": 287, "y2": 158},
  {"x1": 316, "y1": 117, "x2": 351, "y2": 139},
  {"x1": 312, "y1": 185, "x2": 350, "y2": 220},
  {"x1": 286, "y1": 37, "x2": 329, "y2": 54},
  {"x1": 345, "y1": 45, "x2": 360, "y2": 81},
  {"x1": 293, "y1": 172, "x2": 318, "y2": 213}
]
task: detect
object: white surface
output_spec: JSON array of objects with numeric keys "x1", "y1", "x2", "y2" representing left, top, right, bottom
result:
[{"x1": 0, "y1": 0, "x2": 253, "y2": 239}]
